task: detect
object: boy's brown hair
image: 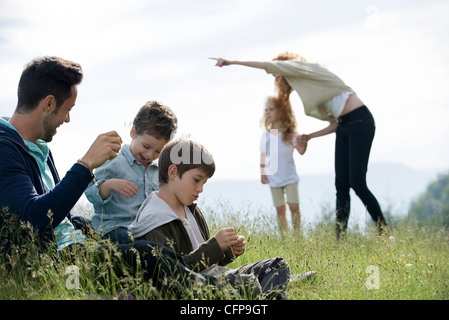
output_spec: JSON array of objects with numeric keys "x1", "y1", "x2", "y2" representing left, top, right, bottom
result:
[
  {"x1": 158, "y1": 138, "x2": 215, "y2": 185},
  {"x1": 133, "y1": 101, "x2": 178, "y2": 141}
]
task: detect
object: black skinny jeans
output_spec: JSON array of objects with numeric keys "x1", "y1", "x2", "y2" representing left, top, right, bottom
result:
[{"x1": 334, "y1": 106, "x2": 387, "y2": 237}]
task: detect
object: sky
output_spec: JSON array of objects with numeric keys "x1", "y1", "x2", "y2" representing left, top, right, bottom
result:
[{"x1": 1, "y1": 0, "x2": 449, "y2": 182}]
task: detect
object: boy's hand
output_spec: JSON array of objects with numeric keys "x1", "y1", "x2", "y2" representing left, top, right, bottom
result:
[
  {"x1": 99, "y1": 179, "x2": 138, "y2": 200},
  {"x1": 214, "y1": 227, "x2": 238, "y2": 251},
  {"x1": 231, "y1": 235, "x2": 246, "y2": 257}
]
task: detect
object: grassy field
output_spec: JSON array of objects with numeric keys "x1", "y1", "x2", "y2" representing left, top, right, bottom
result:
[
  {"x1": 207, "y1": 202, "x2": 449, "y2": 300},
  {"x1": 1, "y1": 201, "x2": 448, "y2": 300}
]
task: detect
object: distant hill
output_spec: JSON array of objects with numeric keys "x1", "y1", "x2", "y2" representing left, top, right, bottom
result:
[
  {"x1": 74, "y1": 162, "x2": 443, "y2": 231},
  {"x1": 198, "y1": 162, "x2": 442, "y2": 230}
]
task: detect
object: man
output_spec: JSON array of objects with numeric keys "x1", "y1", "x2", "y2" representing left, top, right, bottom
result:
[
  {"x1": 0, "y1": 56, "x2": 222, "y2": 298},
  {"x1": 0, "y1": 56, "x2": 121, "y2": 248}
]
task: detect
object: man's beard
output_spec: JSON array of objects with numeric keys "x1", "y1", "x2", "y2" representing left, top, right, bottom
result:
[{"x1": 41, "y1": 116, "x2": 56, "y2": 142}]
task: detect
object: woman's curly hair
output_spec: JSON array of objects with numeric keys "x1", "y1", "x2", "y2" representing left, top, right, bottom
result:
[
  {"x1": 265, "y1": 52, "x2": 305, "y2": 143},
  {"x1": 272, "y1": 51, "x2": 307, "y2": 103}
]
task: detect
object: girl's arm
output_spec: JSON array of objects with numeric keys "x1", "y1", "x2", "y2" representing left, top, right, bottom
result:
[
  {"x1": 260, "y1": 153, "x2": 269, "y2": 184},
  {"x1": 211, "y1": 58, "x2": 267, "y2": 70}
]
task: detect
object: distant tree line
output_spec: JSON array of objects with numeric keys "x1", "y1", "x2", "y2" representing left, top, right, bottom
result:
[{"x1": 408, "y1": 171, "x2": 449, "y2": 227}]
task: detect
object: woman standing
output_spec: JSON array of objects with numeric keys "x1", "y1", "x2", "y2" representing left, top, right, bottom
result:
[{"x1": 211, "y1": 53, "x2": 388, "y2": 239}]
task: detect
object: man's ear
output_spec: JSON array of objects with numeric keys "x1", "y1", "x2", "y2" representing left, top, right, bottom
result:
[
  {"x1": 42, "y1": 95, "x2": 57, "y2": 113},
  {"x1": 168, "y1": 164, "x2": 178, "y2": 181}
]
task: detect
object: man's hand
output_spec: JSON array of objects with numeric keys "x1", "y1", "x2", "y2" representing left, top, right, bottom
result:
[{"x1": 80, "y1": 131, "x2": 122, "y2": 169}]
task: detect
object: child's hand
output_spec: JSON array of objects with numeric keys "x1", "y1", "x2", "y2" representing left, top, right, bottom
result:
[
  {"x1": 261, "y1": 175, "x2": 269, "y2": 184},
  {"x1": 99, "y1": 179, "x2": 138, "y2": 200},
  {"x1": 295, "y1": 134, "x2": 308, "y2": 155},
  {"x1": 296, "y1": 134, "x2": 309, "y2": 146},
  {"x1": 231, "y1": 235, "x2": 246, "y2": 257},
  {"x1": 214, "y1": 227, "x2": 238, "y2": 251}
]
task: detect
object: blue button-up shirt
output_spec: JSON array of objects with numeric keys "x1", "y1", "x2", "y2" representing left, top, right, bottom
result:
[{"x1": 84, "y1": 144, "x2": 159, "y2": 236}]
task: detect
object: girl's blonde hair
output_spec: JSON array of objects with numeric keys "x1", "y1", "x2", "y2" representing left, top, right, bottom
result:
[{"x1": 262, "y1": 95, "x2": 297, "y2": 144}]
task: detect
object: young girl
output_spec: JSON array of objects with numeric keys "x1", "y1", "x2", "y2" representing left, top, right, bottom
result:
[{"x1": 260, "y1": 96, "x2": 306, "y2": 233}]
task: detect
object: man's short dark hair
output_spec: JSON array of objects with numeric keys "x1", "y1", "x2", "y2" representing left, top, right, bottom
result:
[
  {"x1": 133, "y1": 101, "x2": 178, "y2": 141},
  {"x1": 16, "y1": 56, "x2": 83, "y2": 113},
  {"x1": 159, "y1": 138, "x2": 215, "y2": 185}
]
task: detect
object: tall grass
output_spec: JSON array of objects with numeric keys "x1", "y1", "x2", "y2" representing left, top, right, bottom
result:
[
  {"x1": 1, "y1": 199, "x2": 448, "y2": 300},
  {"x1": 204, "y1": 199, "x2": 449, "y2": 300}
]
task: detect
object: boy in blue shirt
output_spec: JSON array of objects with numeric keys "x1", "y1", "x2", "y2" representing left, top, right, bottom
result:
[{"x1": 85, "y1": 101, "x2": 177, "y2": 243}]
